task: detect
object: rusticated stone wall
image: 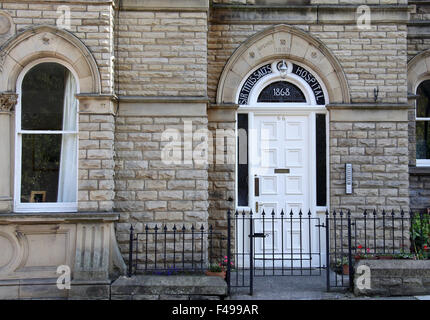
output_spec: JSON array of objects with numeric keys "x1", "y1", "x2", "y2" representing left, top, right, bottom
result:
[
  {"x1": 114, "y1": 115, "x2": 210, "y2": 255},
  {"x1": 207, "y1": 120, "x2": 236, "y2": 233},
  {"x1": 116, "y1": 10, "x2": 207, "y2": 96},
  {"x1": 78, "y1": 110, "x2": 116, "y2": 212},
  {"x1": 330, "y1": 119, "x2": 410, "y2": 213}
]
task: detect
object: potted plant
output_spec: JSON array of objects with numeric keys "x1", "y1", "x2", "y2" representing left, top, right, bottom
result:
[
  {"x1": 335, "y1": 257, "x2": 350, "y2": 275},
  {"x1": 355, "y1": 245, "x2": 373, "y2": 261},
  {"x1": 377, "y1": 253, "x2": 394, "y2": 260},
  {"x1": 205, "y1": 263, "x2": 226, "y2": 279},
  {"x1": 393, "y1": 250, "x2": 415, "y2": 260},
  {"x1": 354, "y1": 245, "x2": 363, "y2": 261}
]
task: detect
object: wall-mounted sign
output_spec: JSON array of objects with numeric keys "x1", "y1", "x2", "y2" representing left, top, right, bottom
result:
[
  {"x1": 238, "y1": 64, "x2": 273, "y2": 105},
  {"x1": 238, "y1": 61, "x2": 326, "y2": 105},
  {"x1": 292, "y1": 64, "x2": 325, "y2": 105}
]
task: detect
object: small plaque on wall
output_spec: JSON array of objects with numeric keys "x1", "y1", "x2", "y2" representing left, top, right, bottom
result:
[{"x1": 345, "y1": 164, "x2": 352, "y2": 194}]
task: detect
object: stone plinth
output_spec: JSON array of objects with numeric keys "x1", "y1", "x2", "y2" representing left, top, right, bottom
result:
[
  {"x1": 354, "y1": 259, "x2": 430, "y2": 296},
  {"x1": 111, "y1": 275, "x2": 228, "y2": 300}
]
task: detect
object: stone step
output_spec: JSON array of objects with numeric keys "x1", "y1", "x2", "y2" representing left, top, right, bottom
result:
[{"x1": 111, "y1": 275, "x2": 227, "y2": 300}]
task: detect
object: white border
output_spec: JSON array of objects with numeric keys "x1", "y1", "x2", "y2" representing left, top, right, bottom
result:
[{"x1": 14, "y1": 58, "x2": 80, "y2": 213}]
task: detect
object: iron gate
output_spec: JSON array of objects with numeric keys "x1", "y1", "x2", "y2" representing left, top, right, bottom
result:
[{"x1": 226, "y1": 209, "x2": 326, "y2": 295}]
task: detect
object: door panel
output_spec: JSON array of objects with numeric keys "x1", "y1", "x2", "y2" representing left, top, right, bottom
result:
[{"x1": 252, "y1": 114, "x2": 313, "y2": 268}]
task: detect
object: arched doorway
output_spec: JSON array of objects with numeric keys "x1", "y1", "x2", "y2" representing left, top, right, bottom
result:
[{"x1": 236, "y1": 59, "x2": 328, "y2": 269}]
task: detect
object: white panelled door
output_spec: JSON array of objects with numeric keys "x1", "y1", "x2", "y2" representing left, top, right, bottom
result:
[
  {"x1": 253, "y1": 114, "x2": 309, "y2": 213},
  {"x1": 251, "y1": 113, "x2": 314, "y2": 268}
]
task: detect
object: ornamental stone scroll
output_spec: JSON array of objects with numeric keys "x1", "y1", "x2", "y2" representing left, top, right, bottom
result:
[{"x1": 0, "y1": 92, "x2": 17, "y2": 113}]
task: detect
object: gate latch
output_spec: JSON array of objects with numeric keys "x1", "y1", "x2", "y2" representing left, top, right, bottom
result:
[{"x1": 249, "y1": 233, "x2": 267, "y2": 238}]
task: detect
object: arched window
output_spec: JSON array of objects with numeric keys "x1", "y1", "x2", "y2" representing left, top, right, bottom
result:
[
  {"x1": 416, "y1": 80, "x2": 430, "y2": 166},
  {"x1": 257, "y1": 81, "x2": 307, "y2": 103},
  {"x1": 15, "y1": 62, "x2": 78, "y2": 212}
]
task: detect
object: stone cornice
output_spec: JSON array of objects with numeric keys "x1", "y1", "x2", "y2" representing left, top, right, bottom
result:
[
  {"x1": 76, "y1": 93, "x2": 118, "y2": 101},
  {"x1": 120, "y1": 0, "x2": 209, "y2": 11},
  {"x1": 0, "y1": 0, "x2": 114, "y2": 3},
  {"x1": 209, "y1": 103, "x2": 239, "y2": 110},
  {"x1": 118, "y1": 96, "x2": 210, "y2": 104},
  {"x1": 210, "y1": 4, "x2": 412, "y2": 24},
  {"x1": 326, "y1": 103, "x2": 410, "y2": 110},
  {"x1": 0, "y1": 212, "x2": 120, "y2": 224},
  {"x1": 0, "y1": 92, "x2": 17, "y2": 113}
]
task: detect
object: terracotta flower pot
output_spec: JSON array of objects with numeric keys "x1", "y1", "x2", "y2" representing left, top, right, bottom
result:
[
  {"x1": 205, "y1": 270, "x2": 226, "y2": 279},
  {"x1": 342, "y1": 264, "x2": 349, "y2": 275},
  {"x1": 378, "y1": 255, "x2": 393, "y2": 260}
]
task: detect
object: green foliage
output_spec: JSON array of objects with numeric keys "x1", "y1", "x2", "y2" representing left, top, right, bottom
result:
[
  {"x1": 393, "y1": 251, "x2": 415, "y2": 260},
  {"x1": 411, "y1": 213, "x2": 430, "y2": 260},
  {"x1": 335, "y1": 256, "x2": 349, "y2": 267},
  {"x1": 208, "y1": 263, "x2": 223, "y2": 272}
]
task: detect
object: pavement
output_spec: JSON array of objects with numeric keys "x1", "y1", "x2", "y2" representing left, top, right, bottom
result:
[{"x1": 227, "y1": 270, "x2": 422, "y2": 300}]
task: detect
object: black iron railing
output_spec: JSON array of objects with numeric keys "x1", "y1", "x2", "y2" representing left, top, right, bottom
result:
[
  {"x1": 126, "y1": 209, "x2": 430, "y2": 296},
  {"x1": 128, "y1": 224, "x2": 226, "y2": 276},
  {"x1": 326, "y1": 210, "x2": 430, "y2": 291}
]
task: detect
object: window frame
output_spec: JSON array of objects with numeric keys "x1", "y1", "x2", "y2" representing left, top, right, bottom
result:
[
  {"x1": 415, "y1": 78, "x2": 430, "y2": 167},
  {"x1": 14, "y1": 58, "x2": 80, "y2": 213}
]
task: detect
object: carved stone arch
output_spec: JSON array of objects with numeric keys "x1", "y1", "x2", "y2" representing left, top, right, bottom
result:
[
  {"x1": 216, "y1": 24, "x2": 350, "y2": 105},
  {"x1": 0, "y1": 25, "x2": 101, "y2": 93},
  {"x1": 408, "y1": 49, "x2": 430, "y2": 94}
]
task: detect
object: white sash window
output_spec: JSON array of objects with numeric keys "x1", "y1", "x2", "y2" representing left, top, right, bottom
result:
[
  {"x1": 14, "y1": 60, "x2": 78, "y2": 213},
  {"x1": 416, "y1": 80, "x2": 430, "y2": 167}
]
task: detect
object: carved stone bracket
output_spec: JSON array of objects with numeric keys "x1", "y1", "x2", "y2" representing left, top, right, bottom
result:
[{"x1": 0, "y1": 93, "x2": 17, "y2": 112}]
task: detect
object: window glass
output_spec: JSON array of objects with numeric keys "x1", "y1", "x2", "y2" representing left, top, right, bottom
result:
[
  {"x1": 316, "y1": 114, "x2": 327, "y2": 207},
  {"x1": 417, "y1": 121, "x2": 430, "y2": 160},
  {"x1": 237, "y1": 114, "x2": 249, "y2": 207},
  {"x1": 257, "y1": 81, "x2": 306, "y2": 103},
  {"x1": 21, "y1": 134, "x2": 62, "y2": 203},
  {"x1": 21, "y1": 63, "x2": 66, "y2": 131},
  {"x1": 416, "y1": 80, "x2": 430, "y2": 118}
]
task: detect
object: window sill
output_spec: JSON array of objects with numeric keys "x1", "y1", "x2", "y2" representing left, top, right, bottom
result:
[
  {"x1": 409, "y1": 166, "x2": 430, "y2": 176},
  {"x1": 0, "y1": 212, "x2": 119, "y2": 223}
]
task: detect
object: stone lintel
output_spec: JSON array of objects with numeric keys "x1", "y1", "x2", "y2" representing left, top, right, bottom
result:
[
  {"x1": 328, "y1": 103, "x2": 409, "y2": 122},
  {"x1": 121, "y1": 0, "x2": 209, "y2": 11},
  {"x1": 327, "y1": 103, "x2": 410, "y2": 110},
  {"x1": 210, "y1": 5, "x2": 411, "y2": 24},
  {"x1": 118, "y1": 96, "x2": 208, "y2": 117}
]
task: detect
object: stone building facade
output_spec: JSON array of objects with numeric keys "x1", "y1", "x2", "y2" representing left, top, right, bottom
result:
[{"x1": 0, "y1": 0, "x2": 429, "y2": 299}]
